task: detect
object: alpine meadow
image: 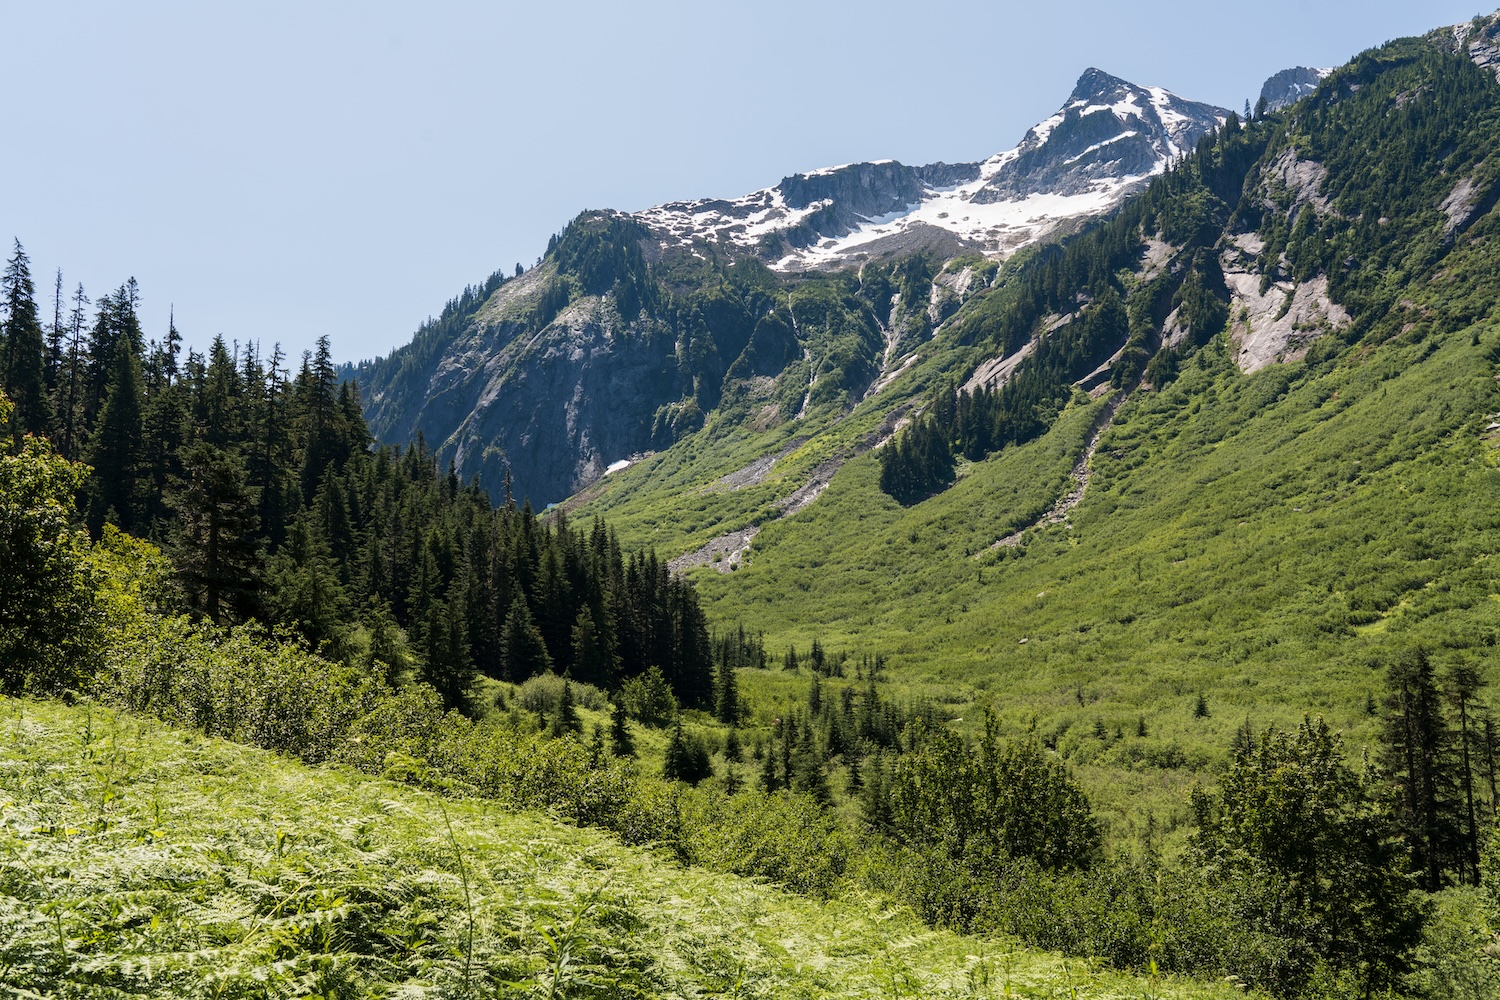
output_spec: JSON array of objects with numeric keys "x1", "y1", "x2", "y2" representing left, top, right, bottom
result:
[{"x1": 9, "y1": 10, "x2": 1500, "y2": 1000}]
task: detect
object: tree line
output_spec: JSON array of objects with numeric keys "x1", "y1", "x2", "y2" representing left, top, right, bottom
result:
[{"x1": 0, "y1": 239, "x2": 715, "y2": 713}]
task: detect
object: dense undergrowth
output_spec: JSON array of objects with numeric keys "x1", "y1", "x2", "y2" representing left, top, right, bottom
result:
[{"x1": 4, "y1": 696, "x2": 1254, "y2": 999}]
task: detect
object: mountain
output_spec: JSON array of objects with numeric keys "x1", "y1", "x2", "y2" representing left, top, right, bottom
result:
[
  {"x1": 1258, "y1": 65, "x2": 1330, "y2": 111},
  {"x1": 575, "y1": 10, "x2": 1500, "y2": 691},
  {"x1": 347, "y1": 69, "x2": 1228, "y2": 506},
  {"x1": 637, "y1": 68, "x2": 1229, "y2": 270}
]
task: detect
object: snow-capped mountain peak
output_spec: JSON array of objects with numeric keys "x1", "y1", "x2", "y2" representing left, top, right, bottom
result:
[{"x1": 635, "y1": 69, "x2": 1229, "y2": 271}]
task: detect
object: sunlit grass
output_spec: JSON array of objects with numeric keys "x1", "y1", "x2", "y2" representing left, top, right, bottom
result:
[{"x1": 0, "y1": 696, "x2": 1247, "y2": 998}]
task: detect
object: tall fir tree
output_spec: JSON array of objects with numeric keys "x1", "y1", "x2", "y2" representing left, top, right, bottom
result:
[
  {"x1": 1, "y1": 240, "x2": 51, "y2": 436},
  {"x1": 86, "y1": 337, "x2": 145, "y2": 532},
  {"x1": 1382, "y1": 648, "x2": 1464, "y2": 891}
]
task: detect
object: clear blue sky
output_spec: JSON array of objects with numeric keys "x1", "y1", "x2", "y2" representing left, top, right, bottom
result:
[{"x1": 2, "y1": 1, "x2": 1489, "y2": 364}]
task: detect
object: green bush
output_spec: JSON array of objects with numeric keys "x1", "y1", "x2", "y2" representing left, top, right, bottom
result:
[
  {"x1": 517, "y1": 670, "x2": 608, "y2": 714},
  {"x1": 620, "y1": 665, "x2": 677, "y2": 727}
]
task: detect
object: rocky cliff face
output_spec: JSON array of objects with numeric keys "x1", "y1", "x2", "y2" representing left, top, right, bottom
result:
[
  {"x1": 1258, "y1": 67, "x2": 1329, "y2": 112},
  {"x1": 358, "y1": 264, "x2": 686, "y2": 507},
  {"x1": 1431, "y1": 10, "x2": 1500, "y2": 81}
]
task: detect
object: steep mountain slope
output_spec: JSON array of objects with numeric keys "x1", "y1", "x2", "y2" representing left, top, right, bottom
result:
[
  {"x1": 351, "y1": 14, "x2": 1500, "y2": 786},
  {"x1": 347, "y1": 70, "x2": 1226, "y2": 506},
  {"x1": 559, "y1": 18, "x2": 1500, "y2": 810},
  {"x1": 1258, "y1": 66, "x2": 1330, "y2": 111}
]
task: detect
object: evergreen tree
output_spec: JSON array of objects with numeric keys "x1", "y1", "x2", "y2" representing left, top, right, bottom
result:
[
  {"x1": 759, "y1": 739, "x2": 780, "y2": 792},
  {"x1": 138, "y1": 369, "x2": 188, "y2": 539},
  {"x1": 663, "y1": 721, "x2": 712, "y2": 785},
  {"x1": 1448, "y1": 663, "x2": 1486, "y2": 885},
  {"x1": 422, "y1": 581, "x2": 475, "y2": 713},
  {"x1": 84, "y1": 284, "x2": 143, "y2": 425},
  {"x1": 264, "y1": 513, "x2": 348, "y2": 647},
  {"x1": 550, "y1": 679, "x2": 582, "y2": 736},
  {"x1": 608, "y1": 698, "x2": 635, "y2": 757},
  {"x1": 55, "y1": 282, "x2": 89, "y2": 458},
  {"x1": 860, "y1": 754, "x2": 891, "y2": 830},
  {"x1": 174, "y1": 440, "x2": 261, "y2": 623},
  {"x1": 1383, "y1": 647, "x2": 1464, "y2": 891},
  {"x1": 501, "y1": 590, "x2": 552, "y2": 681},
  {"x1": 1, "y1": 240, "x2": 51, "y2": 435},
  {"x1": 1192, "y1": 718, "x2": 1421, "y2": 995},
  {"x1": 570, "y1": 604, "x2": 617, "y2": 688},
  {"x1": 86, "y1": 337, "x2": 145, "y2": 532},
  {"x1": 791, "y1": 729, "x2": 831, "y2": 806},
  {"x1": 715, "y1": 657, "x2": 741, "y2": 724}
]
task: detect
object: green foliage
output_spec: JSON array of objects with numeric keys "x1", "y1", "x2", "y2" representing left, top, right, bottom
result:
[
  {"x1": 0, "y1": 390, "x2": 95, "y2": 694},
  {"x1": 619, "y1": 664, "x2": 676, "y2": 727},
  {"x1": 549, "y1": 679, "x2": 583, "y2": 737},
  {"x1": 501, "y1": 590, "x2": 552, "y2": 681},
  {"x1": 885, "y1": 715, "x2": 1099, "y2": 877},
  {"x1": 2, "y1": 240, "x2": 51, "y2": 436},
  {"x1": 662, "y1": 721, "x2": 713, "y2": 785},
  {"x1": 607, "y1": 698, "x2": 634, "y2": 758},
  {"x1": 878, "y1": 413, "x2": 954, "y2": 503},
  {"x1": 517, "y1": 670, "x2": 609, "y2": 716},
  {"x1": 0, "y1": 697, "x2": 1240, "y2": 1000},
  {"x1": 1191, "y1": 718, "x2": 1422, "y2": 995}
]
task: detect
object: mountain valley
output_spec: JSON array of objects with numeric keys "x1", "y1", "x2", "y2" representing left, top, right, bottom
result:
[{"x1": 9, "y1": 9, "x2": 1500, "y2": 999}]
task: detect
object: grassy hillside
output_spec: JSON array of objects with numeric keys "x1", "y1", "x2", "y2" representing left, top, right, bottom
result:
[
  {"x1": 0, "y1": 695, "x2": 1243, "y2": 999},
  {"x1": 558, "y1": 35, "x2": 1500, "y2": 852},
  {"x1": 696, "y1": 318, "x2": 1500, "y2": 836}
]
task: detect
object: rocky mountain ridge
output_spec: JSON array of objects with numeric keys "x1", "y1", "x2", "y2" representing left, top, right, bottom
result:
[
  {"x1": 637, "y1": 68, "x2": 1230, "y2": 270},
  {"x1": 348, "y1": 11, "x2": 1500, "y2": 512}
]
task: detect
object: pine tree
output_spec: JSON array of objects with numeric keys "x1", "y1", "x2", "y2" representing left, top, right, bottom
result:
[
  {"x1": 1447, "y1": 663, "x2": 1486, "y2": 885},
  {"x1": 501, "y1": 590, "x2": 552, "y2": 681},
  {"x1": 570, "y1": 604, "x2": 617, "y2": 687},
  {"x1": 422, "y1": 582, "x2": 475, "y2": 713},
  {"x1": 759, "y1": 740, "x2": 779, "y2": 792},
  {"x1": 86, "y1": 337, "x2": 145, "y2": 532},
  {"x1": 791, "y1": 728, "x2": 831, "y2": 806},
  {"x1": 550, "y1": 679, "x2": 582, "y2": 736},
  {"x1": 608, "y1": 698, "x2": 635, "y2": 757},
  {"x1": 662, "y1": 722, "x2": 711, "y2": 784},
  {"x1": 174, "y1": 440, "x2": 261, "y2": 622},
  {"x1": 85, "y1": 284, "x2": 143, "y2": 425},
  {"x1": 1, "y1": 240, "x2": 51, "y2": 436},
  {"x1": 860, "y1": 754, "x2": 891, "y2": 830},
  {"x1": 264, "y1": 513, "x2": 348, "y2": 646},
  {"x1": 43, "y1": 268, "x2": 63, "y2": 395},
  {"x1": 715, "y1": 658, "x2": 741, "y2": 724},
  {"x1": 1383, "y1": 647, "x2": 1464, "y2": 891},
  {"x1": 55, "y1": 282, "x2": 88, "y2": 458}
]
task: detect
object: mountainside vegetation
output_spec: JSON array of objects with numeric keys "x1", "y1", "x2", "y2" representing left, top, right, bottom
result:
[
  {"x1": 0, "y1": 258, "x2": 717, "y2": 713},
  {"x1": 11, "y1": 12, "x2": 1500, "y2": 1000}
]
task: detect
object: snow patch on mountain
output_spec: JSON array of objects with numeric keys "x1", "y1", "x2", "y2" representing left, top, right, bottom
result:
[{"x1": 634, "y1": 69, "x2": 1229, "y2": 272}]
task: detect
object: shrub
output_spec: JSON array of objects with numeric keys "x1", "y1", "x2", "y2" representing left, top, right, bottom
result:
[
  {"x1": 517, "y1": 670, "x2": 608, "y2": 715},
  {"x1": 620, "y1": 666, "x2": 677, "y2": 727}
]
